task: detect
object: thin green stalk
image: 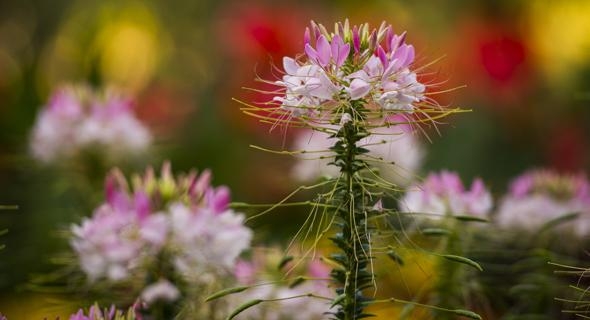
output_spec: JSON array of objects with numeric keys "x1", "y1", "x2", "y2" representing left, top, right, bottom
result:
[{"x1": 329, "y1": 101, "x2": 374, "y2": 320}]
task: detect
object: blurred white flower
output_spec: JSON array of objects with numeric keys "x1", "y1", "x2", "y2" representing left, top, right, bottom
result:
[
  {"x1": 169, "y1": 202, "x2": 252, "y2": 281},
  {"x1": 140, "y1": 279, "x2": 180, "y2": 305}
]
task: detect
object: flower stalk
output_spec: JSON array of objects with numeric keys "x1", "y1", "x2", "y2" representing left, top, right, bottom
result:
[{"x1": 329, "y1": 104, "x2": 374, "y2": 319}]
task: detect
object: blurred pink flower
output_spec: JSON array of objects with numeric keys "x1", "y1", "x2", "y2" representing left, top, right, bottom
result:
[
  {"x1": 400, "y1": 171, "x2": 492, "y2": 217},
  {"x1": 230, "y1": 248, "x2": 332, "y2": 320},
  {"x1": 496, "y1": 169, "x2": 590, "y2": 234},
  {"x1": 30, "y1": 85, "x2": 151, "y2": 163},
  {"x1": 71, "y1": 163, "x2": 252, "y2": 296}
]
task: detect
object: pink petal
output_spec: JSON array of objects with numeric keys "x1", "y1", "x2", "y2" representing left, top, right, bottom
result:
[
  {"x1": 305, "y1": 43, "x2": 319, "y2": 63},
  {"x1": 330, "y1": 34, "x2": 343, "y2": 63},
  {"x1": 352, "y1": 26, "x2": 360, "y2": 53},
  {"x1": 208, "y1": 186, "x2": 231, "y2": 213},
  {"x1": 385, "y1": 26, "x2": 394, "y2": 52},
  {"x1": 377, "y1": 46, "x2": 389, "y2": 69},
  {"x1": 315, "y1": 35, "x2": 331, "y2": 67},
  {"x1": 348, "y1": 78, "x2": 371, "y2": 100},
  {"x1": 283, "y1": 57, "x2": 299, "y2": 75},
  {"x1": 405, "y1": 44, "x2": 415, "y2": 66},
  {"x1": 337, "y1": 43, "x2": 350, "y2": 67},
  {"x1": 369, "y1": 30, "x2": 378, "y2": 51},
  {"x1": 134, "y1": 191, "x2": 151, "y2": 221}
]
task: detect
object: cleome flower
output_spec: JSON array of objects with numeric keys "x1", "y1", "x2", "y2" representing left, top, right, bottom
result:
[
  {"x1": 265, "y1": 20, "x2": 428, "y2": 124},
  {"x1": 496, "y1": 169, "x2": 590, "y2": 234},
  {"x1": 399, "y1": 170, "x2": 493, "y2": 218},
  {"x1": 70, "y1": 162, "x2": 252, "y2": 304},
  {"x1": 30, "y1": 85, "x2": 151, "y2": 163}
]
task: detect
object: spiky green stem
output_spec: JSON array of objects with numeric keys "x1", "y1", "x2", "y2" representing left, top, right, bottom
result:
[{"x1": 329, "y1": 101, "x2": 374, "y2": 320}]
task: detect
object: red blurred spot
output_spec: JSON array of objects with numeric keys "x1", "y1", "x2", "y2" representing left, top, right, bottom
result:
[
  {"x1": 249, "y1": 23, "x2": 282, "y2": 54},
  {"x1": 480, "y1": 37, "x2": 525, "y2": 83},
  {"x1": 136, "y1": 83, "x2": 193, "y2": 136},
  {"x1": 548, "y1": 125, "x2": 588, "y2": 172}
]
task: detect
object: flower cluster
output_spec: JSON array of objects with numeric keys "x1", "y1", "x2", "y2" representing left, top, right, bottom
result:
[
  {"x1": 70, "y1": 163, "x2": 252, "y2": 305},
  {"x1": 496, "y1": 169, "x2": 590, "y2": 233},
  {"x1": 69, "y1": 303, "x2": 139, "y2": 320},
  {"x1": 30, "y1": 85, "x2": 151, "y2": 163},
  {"x1": 229, "y1": 248, "x2": 333, "y2": 320},
  {"x1": 400, "y1": 170, "x2": 492, "y2": 217},
  {"x1": 272, "y1": 20, "x2": 426, "y2": 120},
  {"x1": 292, "y1": 119, "x2": 423, "y2": 186}
]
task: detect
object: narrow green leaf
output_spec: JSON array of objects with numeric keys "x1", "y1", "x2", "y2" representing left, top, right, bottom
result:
[
  {"x1": 453, "y1": 215, "x2": 488, "y2": 223},
  {"x1": 450, "y1": 309, "x2": 482, "y2": 319},
  {"x1": 206, "y1": 286, "x2": 250, "y2": 302},
  {"x1": 227, "y1": 299, "x2": 263, "y2": 320},
  {"x1": 539, "y1": 212, "x2": 579, "y2": 232},
  {"x1": 386, "y1": 248, "x2": 404, "y2": 266},
  {"x1": 441, "y1": 254, "x2": 483, "y2": 272},
  {"x1": 330, "y1": 293, "x2": 346, "y2": 308},
  {"x1": 0, "y1": 229, "x2": 7, "y2": 236},
  {"x1": 288, "y1": 276, "x2": 305, "y2": 288},
  {"x1": 278, "y1": 256, "x2": 294, "y2": 270}
]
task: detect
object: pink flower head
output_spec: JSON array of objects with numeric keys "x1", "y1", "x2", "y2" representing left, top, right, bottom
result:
[
  {"x1": 262, "y1": 20, "x2": 431, "y2": 126},
  {"x1": 400, "y1": 171, "x2": 493, "y2": 217}
]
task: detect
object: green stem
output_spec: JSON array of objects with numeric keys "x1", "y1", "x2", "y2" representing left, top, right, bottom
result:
[
  {"x1": 434, "y1": 215, "x2": 470, "y2": 319},
  {"x1": 329, "y1": 101, "x2": 373, "y2": 320}
]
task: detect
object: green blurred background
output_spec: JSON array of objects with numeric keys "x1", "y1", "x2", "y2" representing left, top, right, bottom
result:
[{"x1": 1, "y1": 0, "x2": 589, "y2": 317}]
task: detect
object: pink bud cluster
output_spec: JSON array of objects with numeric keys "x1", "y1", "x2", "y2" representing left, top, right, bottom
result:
[
  {"x1": 400, "y1": 171, "x2": 492, "y2": 217},
  {"x1": 70, "y1": 163, "x2": 252, "y2": 304},
  {"x1": 69, "y1": 303, "x2": 138, "y2": 320},
  {"x1": 30, "y1": 85, "x2": 151, "y2": 163},
  {"x1": 272, "y1": 20, "x2": 426, "y2": 120},
  {"x1": 496, "y1": 169, "x2": 590, "y2": 233}
]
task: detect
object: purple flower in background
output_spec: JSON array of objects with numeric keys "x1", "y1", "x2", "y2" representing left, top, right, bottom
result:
[
  {"x1": 400, "y1": 171, "x2": 492, "y2": 217},
  {"x1": 30, "y1": 85, "x2": 151, "y2": 163},
  {"x1": 496, "y1": 169, "x2": 590, "y2": 234}
]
